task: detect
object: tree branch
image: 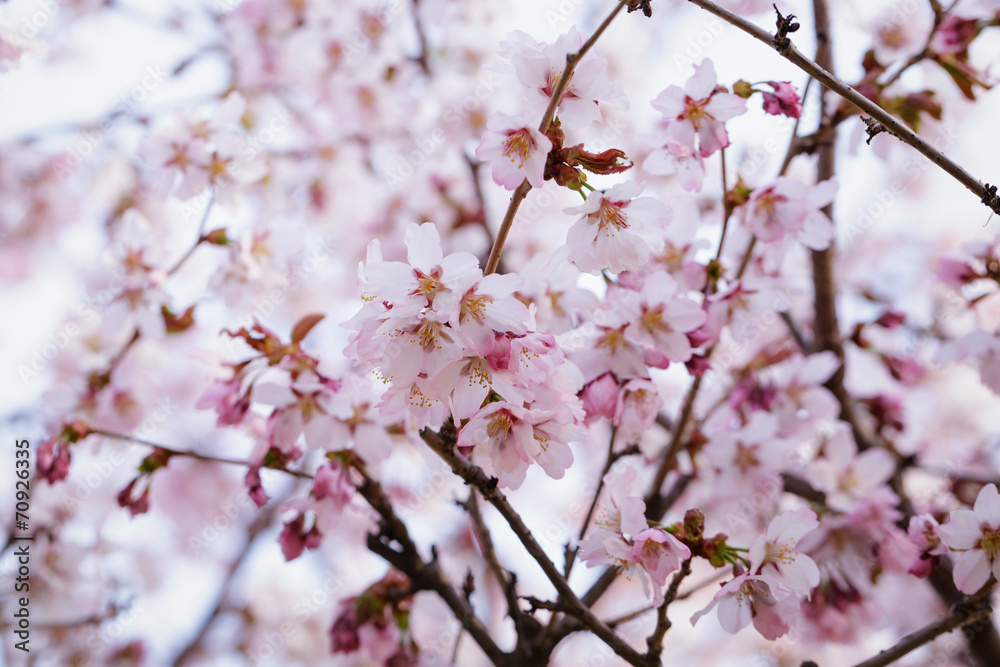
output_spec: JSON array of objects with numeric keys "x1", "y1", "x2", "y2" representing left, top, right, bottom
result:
[
  {"x1": 354, "y1": 466, "x2": 509, "y2": 665},
  {"x1": 644, "y1": 558, "x2": 692, "y2": 660},
  {"x1": 684, "y1": 0, "x2": 1000, "y2": 216},
  {"x1": 420, "y1": 426, "x2": 654, "y2": 667},
  {"x1": 484, "y1": 0, "x2": 630, "y2": 275},
  {"x1": 851, "y1": 589, "x2": 994, "y2": 667}
]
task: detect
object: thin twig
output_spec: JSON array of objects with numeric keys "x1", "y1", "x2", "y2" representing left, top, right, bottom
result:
[
  {"x1": 685, "y1": 0, "x2": 1000, "y2": 215},
  {"x1": 172, "y1": 491, "x2": 287, "y2": 666},
  {"x1": 715, "y1": 147, "x2": 731, "y2": 264},
  {"x1": 167, "y1": 191, "x2": 214, "y2": 275},
  {"x1": 851, "y1": 590, "x2": 994, "y2": 667},
  {"x1": 565, "y1": 426, "x2": 619, "y2": 578},
  {"x1": 88, "y1": 428, "x2": 314, "y2": 479},
  {"x1": 483, "y1": 0, "x2": 629, "y2": 275},
  {"x1": 645, "y1": 559, "x2": 692, "y2": 660}
]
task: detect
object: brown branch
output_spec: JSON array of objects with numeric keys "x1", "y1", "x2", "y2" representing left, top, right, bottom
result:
[
  {"x1": 461, "y1": 491, "x2": 509, "y2": 592},
  {"x1": 851, "y1": 589, "x2": 994, "y2": 667},
  {"x1": 645, "y1": 558, "x2": 692, "y2": 660},
  {"x1": 420, "y1": 426, "x2": 654, "y2": 667},
  {"x1": 782, "y1": 473, "x2": 827, "y2": 504},
  {"x1": 88, "y1": 428, "x2": 314, "y2": 479},
  {"x1": 781, "y1": 311, "x2": 812, "y2": 352},
  {"x1": 684, "y1": 0, "x2": 1000, "y2": 216},
  {"x1": 354, "y1": 466, "x2": 509, "y2": 665},
  {"x1": 410, "y1": 0, "x2": 431, "y2": 75},
  {"x1": 459, "y1": 491, "x2": 545, "y2": 660},
  {"x1": 483, "y1": 0, "x2": 629, "y2": 275},
  {"x1": 564, "y1": 429, "x2": 631, "y2": 579}
]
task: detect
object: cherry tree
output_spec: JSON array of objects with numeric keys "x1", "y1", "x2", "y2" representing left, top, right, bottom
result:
[{"x1": 5, "y1": 0, "x2": 1000, "y2": 665}]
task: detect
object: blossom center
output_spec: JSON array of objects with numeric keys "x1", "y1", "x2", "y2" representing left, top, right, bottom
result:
[
  {"x1": 764, "y1": 541, "x2": 794, "y2": 565},
  {"x1": 980, "y1": 528, "x2": 1000, "y2": 560},
  {"x1": 503, "y1": 130, "x2": 535, "y2": 162},
  {"x1": 734, "y1": 443, "x2": 760, "y2": 471},
  {"x1": 487, "y1": 412, "x2": 513, "y2": 442},
  {"x1": 640, "y1": 307, "x2": 668, "y2": 334},
  {"x1": 681, "y1": 97, "x2": 710, "y2": 128},
  {"x1": 597, "y1": 328, "x2": 626, "y2": 352},
  {"x1": 599, "y1": 202, "x2": 628, "y2": 233}
]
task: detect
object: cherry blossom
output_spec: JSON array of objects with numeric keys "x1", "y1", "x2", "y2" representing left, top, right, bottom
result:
[
  {"x1": 19, "y1": 1, "x2": 1000, "y2": 665},
  {"x1": 740, "y1": 177, "x2": 838, "y2": 250},
  {"x1": 651, "y1": 59, "x2": 747, "y2": 158},
  {"x1": 760, "y1": 81, "x2": 802, "y2": 119},
  {"x1": 501, "y1": 28, "x2": 627, "y2": 128},
  {"x1": 564, "y1": 181, "x2": 667, "y2": 274},
  {"x1": 476, "y1": 112, "x2": 553, "y2": 189},
  {"x1": 806, "y1": 425, "x2": 896, "y2": 512},
  {"x1": 749, "y1": 508, "x2": 821, "y2": 600},
  {"x1": 939, "y1": 483, "x2": 1000, "y2": 594},
  {"x1": 691, "y1": 570, "x2": 797, "y2": 639},
  {"x1": 907, "y1": 513, "x2": 949, "y2": 578},
  {"x1": 620, "y1": 270, "x2": 707, "y2": 363},
  {"x1": 641, "y1": 133, "x2": 706, "y2": 192}
]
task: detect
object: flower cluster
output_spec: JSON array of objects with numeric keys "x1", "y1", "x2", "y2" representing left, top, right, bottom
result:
[
  {"x1": 578, "y1": 462, "x2": 691, "y2": 603},
  {"x1": 345, "y1": 222, "x2": 586, "y2": 488},
  {"x1": 693, "y1": 509, "x2": 820, "y2": 639},
  {"x1": 476, "y1": 28, "x2": 627, "y2": 191}
]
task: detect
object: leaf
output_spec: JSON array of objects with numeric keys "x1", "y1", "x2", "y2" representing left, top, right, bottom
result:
[
  {"x1": 934, "y1": 54, "x2": 988, "y2": 101},
  {"x1": 162, "y1": 305, "x2": 196, "y2": 333},
  {"x1": 291, "y1": 313, "x2": 325, "y2": 344}
]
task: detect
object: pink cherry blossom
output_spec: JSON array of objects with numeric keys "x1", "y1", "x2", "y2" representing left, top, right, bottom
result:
[
  {"x1": 621, "y1": 271, "x2": 707, "y2": 363},
  {"x1": 476, "y1": 112, "x2": 553, "y2": 189},
  {"x1": 651, "y1": 59, "x2": 747, "y2": 158},
  {"x1": 502, "y1": 27, "x2": 627, "y2": 129},
  {"x1": 749, "y1": 508, "x2": 821, "y2": 600},
  {"x1": 564, "y1": 181, "x2": 667, "y2": 274},
  {"x1": 630, "y1": 528, "x2": 691, "y2": 602},
  {"x1": 806, "y1": 425, "x2": 895, "y2": 511},
  {"x1": 930, "y1": 14, "x2": 980, "y2": 55},
  {"x1": 580, "y1": 373, "x2": 620, "y2": 423},
  {"x1": 614, "y1": 378, "x2": 663, "y2": 446},
  {"x1": 741, "y1": 177, "x2": 837, "y2": 250},
  {"x1": 761, "y1": 81, "x2": 802, "y2": 119},
  {"x1": 459, "y1": 401, "x2": 537, "y2": 488},
  {"x1": 939, "y1": 483, "x2": 1000, "y2": 594},
  {"x1": 641, "y1": 134, "x2": 706, "y2": 192},
  {"x1": 578, "y1": 462, "x2": 648, "y2": 568},
  {"x1": 691, "y1": 570, "x2": 796, "y2": 639},
  {"x1": 907, "y1": 513, "x2": 948, "y2": 578}
]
